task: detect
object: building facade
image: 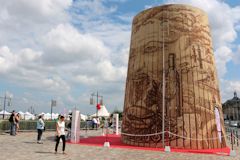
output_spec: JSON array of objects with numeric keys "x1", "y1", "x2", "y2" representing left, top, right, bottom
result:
[{"x1": 223, "y1": 92, "x2": 240, "y2": 121}]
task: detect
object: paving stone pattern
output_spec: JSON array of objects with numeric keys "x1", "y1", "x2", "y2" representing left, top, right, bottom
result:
[{"x1": 0, "y1": 131, "x2": 239, "y2": 160}]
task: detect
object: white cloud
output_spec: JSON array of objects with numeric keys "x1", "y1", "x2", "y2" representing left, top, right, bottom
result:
[
  {"x1": 0, "y1": 46, "x2": 70, "y2": 94},
  {"x1": 0, "y1": 0, "x2": 131, "y2": 113},
  {"x1": 42, "y1": 76, "x2": 70, "y2": 92},
  {"x1": 214, "y1": 46, "x2": 233, "y2": 78},
  {"x1": 117, "y1": 14, "x2": 134, "y2": 23},
  {"x1": 145, "y1": 5, "x2": 153, "y2": 9},
  {"x1": 42, "y1": 23, "x2": 109, "y2": 65},
  {"x1": 75, "y1": 75, "x2": 97, "y2": 85},
  {"x1": 0, "y1": 0, "x2": 71, "y2": 49},
  {"x1": 71, "y1": 0, "x2": 117, "y2": 18},
  {"x1": 72, "y1": 60, "x2": 127, "y2": 86},
  {"x1": 19, "y1": 48, "x2": 42, "y2": 62},
  {"x1": 232, "y1": 45, "x2": 240, "y2": 64},
  {"x1": 0, "y1": 46, "x2": 43, "y2": 73},
  {"x1": 96, "y1": 60, "x2": 126, "y2": 82},
  {"x1": 0, "y1": 0, "x2": 71, "y2": 23},
  {"x1": 0, "y1": 46, "x2": 17, "y2": 73},
  {"x1": 40, "y1": 23, "x2": 127, "y2": 87}
]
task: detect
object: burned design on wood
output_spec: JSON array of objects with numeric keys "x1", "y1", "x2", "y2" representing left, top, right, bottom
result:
[{"x1": 122, "y1": 4, "x2": 226, "y2": 149}]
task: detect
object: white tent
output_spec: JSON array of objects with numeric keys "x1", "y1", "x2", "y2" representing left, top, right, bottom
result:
[
  {"x1": 39, "y1": 112, "x2": 45, "y2": 115},
  {"x1": 44, "y1": 113, "x2": 51, "y2": 120},
  {"x1": 0, "y1": 110, "x2": 11, "y2": 115},
  {"x1": 18, "y1": 111, "x2": 25, "y2": 119},
  {"x1": 52, "y1": 113, "x2": 59, "y2": 119},
  {"x1": 24, "y1": 112, "x2": 35, "y2": 120},
  {"x1": 35, "y1": 112, "x2": 45, "y2": 119},
  {"x1": 91, "y1": 105, "x2": 110, "y2": 117},
  {"x1": 18, "y1": 111, "x2": 25, "y2": 115},
  {"x1": 35, "y1": 112, "x2": 59, "y2": 120},
  {"x1": 80, "y1": 114, "x2": 88, "y2": 121}
]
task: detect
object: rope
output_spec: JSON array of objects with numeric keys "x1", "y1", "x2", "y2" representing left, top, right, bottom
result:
[
  {"x1": 167, "y1": 131, "x2": 230, "y2": 141},
  {"x1": 69, "y1": 128, "x2": 235, "y2": 142},
  {"x1": 121, "y1": 131, "x2": 164, "y2": 137},
  {"x1": 120, "y1": 131, "x2": 231, "y2": 141}
]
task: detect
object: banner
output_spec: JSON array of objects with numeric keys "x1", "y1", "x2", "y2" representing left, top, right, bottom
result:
[
  {"x1": 214, "y1": 107, "x2": 222, "y2": 143},
  {"x1": 51, "y1": 100, "x2": 57, "y2": 107}
]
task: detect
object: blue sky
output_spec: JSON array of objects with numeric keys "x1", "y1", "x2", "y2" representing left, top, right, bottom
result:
[{"x1": 0, "y1": 0, "x2": 240, "y2": 115}]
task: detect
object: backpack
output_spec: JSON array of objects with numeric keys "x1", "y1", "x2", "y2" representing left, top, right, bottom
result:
[{"x1": 9, "y1": 114, "x2": 14, "y2": 122}]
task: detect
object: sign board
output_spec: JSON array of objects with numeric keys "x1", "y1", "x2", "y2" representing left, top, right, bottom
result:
[
  {"x1": 214, "y1": 107, "x2": 222, "y2": 143},
  {"x1": 51, "y1": 100, "x2": 57, "y2": 107},
  {"x1": 90, "y1": 97, "x2": 94, "y2": 105}
]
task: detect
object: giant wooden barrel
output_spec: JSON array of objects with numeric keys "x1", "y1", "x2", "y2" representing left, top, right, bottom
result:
[{"x1": 121, "y1": 4, "x2": 227, "y2": 149}]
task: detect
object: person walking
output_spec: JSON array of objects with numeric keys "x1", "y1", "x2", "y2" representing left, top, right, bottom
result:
[
  {"x1": 55, "y1": 115, "x2": 66, "y2": 154},
  {"x1": 36, "y1": 115, "x2": 45, "y2": 144},
  {"x1": 96, "y1": 117, "x2": 100, "y2": 129},
  {"x1": 92, "y1": 118, "x2": 97, "y2": 130},
  {"x1": 55, "y1": 115, "x2": 61, "y2": 141},
  {"x1": 9, "y1": 110, "x2": 16, "y2": 136}
]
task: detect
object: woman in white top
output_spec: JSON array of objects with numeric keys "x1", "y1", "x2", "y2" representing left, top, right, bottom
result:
[
  {"x1": 55, "y1": 115, "x2": 66, "y2": 154},
  {"x1": 36, "y1": 115, "x2": 45, "y2": 144}
]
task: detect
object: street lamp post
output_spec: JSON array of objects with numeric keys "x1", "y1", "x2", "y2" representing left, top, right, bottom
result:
[
  {"x1": 90, "y1": 91, "x2": 103, "y2": 118},
  {"x1": 0, "y1": 93, "x2": 12, "y2": 119},
  {"x1": 28, "y1": 106, "x2": 35, "y2": 114},
  {"x1": 51, "y1": 100, "x2": 57, "y2": 120}
]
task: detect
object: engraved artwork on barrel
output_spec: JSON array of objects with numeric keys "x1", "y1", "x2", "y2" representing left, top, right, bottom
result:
[
  {"x1": 177, "y1": 6, "x2": 225, "y2": 148},
  {"x1": 123, "y1": 5, "x2": 201, "y2": 146},
  {"x1": 123, "y1": 46, "x2": 173, "y2": 146},
  {"x1": 123, "y1": 41, "x2": 184, "y2": 146},
  {"x1": 122, "y1": 4, "x2": 226, "y2": 149},
  {"x1": 184, "y1": 31, "x2": 220, "y2": 148},
  {"x1": 192, "y1": 43, "x2": 225, "y2": 146}
]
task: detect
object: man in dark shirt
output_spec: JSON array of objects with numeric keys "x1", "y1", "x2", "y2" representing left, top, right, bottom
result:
[{"x1": 9, "y1": 110, "x2": 16, "y2": 136}]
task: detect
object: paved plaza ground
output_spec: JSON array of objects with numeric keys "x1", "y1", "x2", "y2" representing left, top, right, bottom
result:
[{"x1": 0, "y1": 130, "x2": 239, "y2": 160}]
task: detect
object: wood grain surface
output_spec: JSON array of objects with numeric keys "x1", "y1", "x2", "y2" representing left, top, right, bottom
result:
[{"x1": 121, "y1": 4, "x2": 227, "y2": 149}]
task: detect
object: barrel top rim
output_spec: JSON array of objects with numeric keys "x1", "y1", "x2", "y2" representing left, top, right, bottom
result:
[{"x1": 133, "y1": 4, "x2": 207, "y2": 19}]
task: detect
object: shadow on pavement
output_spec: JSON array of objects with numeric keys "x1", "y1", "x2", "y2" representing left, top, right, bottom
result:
[
  {"x1": 35, "y1": 151, "x2": 54, "y2": 154},
  {"x1": 45, "y1": 135, "x2": 56, "y2": 141},
  {"x1": 23, "y1": 141, "x2": 37, "y2": 144}
]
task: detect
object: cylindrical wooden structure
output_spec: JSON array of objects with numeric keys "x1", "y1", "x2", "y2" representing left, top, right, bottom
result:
[{"x1": 121, "y1": 4, "x2": 227, "y2": 149}]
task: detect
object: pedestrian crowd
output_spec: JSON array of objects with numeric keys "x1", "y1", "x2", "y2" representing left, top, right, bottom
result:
[
  {"x1": 8, "y1": 110, "x2": 117, "y2": 155},
  {"x1": 9, "y1": 109, "x2": 68, "y2": 154}
]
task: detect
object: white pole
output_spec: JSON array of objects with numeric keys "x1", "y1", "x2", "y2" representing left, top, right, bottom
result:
[
  {"x1": 114, "y1": 114, "x2": 119, "y2": 135},
  {"x1": 162, "y1": 14, "x2": 166, "y2": 147},
  {"x1": 71, "y1": 109, "x2": 81, "y2": 143}
]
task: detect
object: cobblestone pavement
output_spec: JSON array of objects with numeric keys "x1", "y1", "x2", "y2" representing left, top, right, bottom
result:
[{"x1": 0, "y1": 131, "x2": 239, "y2": 160}]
